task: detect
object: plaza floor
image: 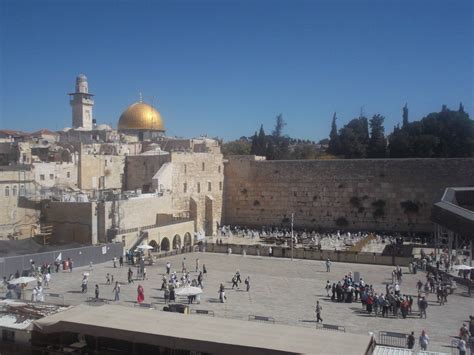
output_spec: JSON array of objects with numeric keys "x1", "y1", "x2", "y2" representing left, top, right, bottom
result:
[{"x1": 37, "y1": 252, "x2": 472, "y2": 353}]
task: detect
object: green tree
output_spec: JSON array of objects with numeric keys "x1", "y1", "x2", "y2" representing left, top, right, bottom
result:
[
  {"x1": 221, "y1": 140, "x2": 251, "y2": 156},
  {"x1": 250, "y1": 131, "x2": 259, "y2": 155},
  {"x1": 257, "y1": 124, "x2": 267, "y2": 155},
  {"x1": 368, "y1": 114, "x2": 387, "y2": 158},
  {"x1": 389, "y1": 106, "x2": 474, "y2": 158},
  {"x1": 339, "y1": 117, "x2": 369, "y2": 158},
  {"x1": 328, "y1": 112, "x2": 340, "y2": 155},
  {"x1": 269, "y1": 114, "x2": 289, "y2": 159},
  {"x1": 272, "y1": 114, "x2": 286, "y2": 138}
]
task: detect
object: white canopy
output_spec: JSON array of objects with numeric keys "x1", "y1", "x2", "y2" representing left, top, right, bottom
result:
[
  {"x1": 8, "y1": 277, "x2": 37, "y2": 285},
  {"x1": 175, "y1": 286, "x2": 203, "y2": 297}
]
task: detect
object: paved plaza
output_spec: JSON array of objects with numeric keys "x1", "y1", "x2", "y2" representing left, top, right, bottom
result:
[{"x1": 34, "y1": 251, "x2": 472, "y2": 353}]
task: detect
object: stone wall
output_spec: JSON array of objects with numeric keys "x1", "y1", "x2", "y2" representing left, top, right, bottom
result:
[
  {"x1": 43, "y1": 201, "x2": 96, "y2": 244},
  {"x1": 78, "y1": 151, "x2": 125, "y2": 191},
  {"x1": 125, "y1": 153, "x2": 171, "y2": 192},
  {"x1": 169, "y1": 151, "x2": 224, "y2": 235},
  {"x1": 223, "y1": 156, "x2": 474, "y2": 232}
]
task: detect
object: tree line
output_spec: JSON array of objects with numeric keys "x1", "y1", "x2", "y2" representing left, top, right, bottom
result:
[{"x1": 221, "y1": 104, "x2": 474, "y2": 159}]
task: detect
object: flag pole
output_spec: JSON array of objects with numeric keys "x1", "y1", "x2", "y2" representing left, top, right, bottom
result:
[{"x1": 291, "y1": 213, "x2": 294, "y2": 261}]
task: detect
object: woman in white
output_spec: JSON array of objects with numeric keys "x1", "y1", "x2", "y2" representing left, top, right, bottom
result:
[
  {"x1": 37, "y1": 286, "x2": 44, "y2": 302},
  {"x1": 31, "y1": 286, "x2": 38, "y2": 302}
]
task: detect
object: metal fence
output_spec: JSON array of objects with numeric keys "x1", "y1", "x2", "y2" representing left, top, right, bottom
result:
[
  {"x1": 0, "y1": 243, "x2": 123, "y2": 278},
  {"x1": 378, "y1": 331, "x2": 409, "y2": 348}
]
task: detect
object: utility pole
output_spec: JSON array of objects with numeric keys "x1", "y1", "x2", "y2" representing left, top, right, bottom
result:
[{"x1": 291, "y1": 213, "x2": 294, "y2": 261}]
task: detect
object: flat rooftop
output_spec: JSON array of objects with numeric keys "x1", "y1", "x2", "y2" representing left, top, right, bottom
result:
[{"x1": 34, "y1": 303, "x2": 373, "y2": 355}]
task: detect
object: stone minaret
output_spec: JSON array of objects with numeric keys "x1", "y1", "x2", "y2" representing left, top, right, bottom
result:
[{"x1": 69, "y1": 74, "x2": 94, "y2": 130}]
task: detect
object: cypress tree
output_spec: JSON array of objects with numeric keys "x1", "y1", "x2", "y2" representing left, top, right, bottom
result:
[{"x1": 328, "y1": 112, "x2": 340, "y2": 155}]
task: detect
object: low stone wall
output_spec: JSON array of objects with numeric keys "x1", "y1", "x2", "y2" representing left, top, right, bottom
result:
[{"x1": 205, "y1": 243, "x2": 412, "y2": 267}]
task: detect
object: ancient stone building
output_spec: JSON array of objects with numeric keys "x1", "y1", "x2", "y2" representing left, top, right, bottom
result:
[{"x1": 0, "y1": 166, "x2": 39, "y2": 239}]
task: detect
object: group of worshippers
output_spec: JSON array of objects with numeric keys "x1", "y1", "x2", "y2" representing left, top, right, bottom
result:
[
  {"x1": 416, "y1": 270, "x2": 452, "y2": 306},
  {"x1": 3, "y1": 260, "x2": 54, "y2": 301},
  {"x1": 326, "y1": 266, "x2": 427, "y2": 319},
  {"x1": 161, "y1": 258, "x2": 207, "y2": 304},
  {"x1": 218, "y1": 225, "x2": 400, "y2": 251}
]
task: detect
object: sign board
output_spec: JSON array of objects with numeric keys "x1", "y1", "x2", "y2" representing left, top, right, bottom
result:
[{"x1": 102, "y1": 246, "x2": 107, "y2": 255}]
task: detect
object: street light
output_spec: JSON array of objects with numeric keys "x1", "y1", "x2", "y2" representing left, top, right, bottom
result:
[{"x1": 291, "y1": 213, "x2": 294, "y2": 261}]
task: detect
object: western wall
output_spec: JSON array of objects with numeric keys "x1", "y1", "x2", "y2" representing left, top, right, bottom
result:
[{"x1": 223, "y1": 156, "x2": 474, "y2": 232}]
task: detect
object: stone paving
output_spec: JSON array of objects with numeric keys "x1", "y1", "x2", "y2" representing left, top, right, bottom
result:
[{"x1": 31, "y1": 252, "x2": 473, "y2": 353}]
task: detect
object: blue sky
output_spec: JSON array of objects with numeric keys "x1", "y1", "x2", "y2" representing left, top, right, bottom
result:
[{"x1": 0, "y1": 0, "x2": 472, "y2": 141}]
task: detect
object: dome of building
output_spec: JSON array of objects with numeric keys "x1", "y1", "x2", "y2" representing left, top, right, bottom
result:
[
  {"x1": 118, "y1": 102, "x2": 164, "y2": 131},
  {"x1": 77, "y1": 73, "x2": 87, "y2": 81}
]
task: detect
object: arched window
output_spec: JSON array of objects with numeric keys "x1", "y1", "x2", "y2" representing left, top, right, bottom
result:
[
  {"x1": 12, "y1": 186, "x2": 17, "y2": 196},
  {"x1": 5, "y1": 186, "x2": 9, "y2": 197}
]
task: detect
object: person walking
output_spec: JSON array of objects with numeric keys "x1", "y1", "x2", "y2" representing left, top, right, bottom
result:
[
  {"x1": 218, "y1": 283, "x2": 226, "y2": 303},
  {"x1": 197, "y1": 272, "x2": 204, "y2": 288},
  {"x1": 231, "y1": 275, "x2": 239, "y2": 289},
  {"x1": 95, "y1": 284, "x2": 100, "y2": 299},
  {"x1": 113, "y1": 282, "x2": 120, "y2": 301},
  {"x1": 169, "y1": 286, "x2": 176, "y2": 303},
  {"x1": 419, "y1": 296, "x2": 428, "y2": 319},
  {"x1": 166, "y1": 262, "x2": 171, "y2": 275},
  {"x1": 137, "y1": 285, "x2": 145, "y2": 304},
  {"x1": 458, "y1": 338, "x2": 467, "y2": 355},
  {"x1": 203, "y1": 264, "x2": 207, "y2": 277},
  {"x1": 419, "y1": 330, "x2": 429, "y2": 351},
  {"x1": 325, "y1": 258, "x2": 331, "y2": 272},
  {"x1": 81, "y1": 275, "x2": 88, "y2": 293},
  {"x1": 315, "y1": 301, "x2": 323, "y2": 323},
  {"x1": 245, "y1": 276, "x2": 250, "y2": 292},
  {"x1": 195, "y1": 258, "x2": 199, "y2": 272},
  {"x1": 407, "y1": 331, "x2": 415, "y2": 349},
  {"x1": 325, "y1": 281, "x2": 331, "y2": 297},
  {"x1": 119, "y1": 256, "x2": 123, "y2": 267},
  {"x1": 128, "y1": 268, "x2": 134, "y2": 284},
  {"x1": 164, "y1": 286, "x2": 170, "y2": 304},
  {"x1": 113, "y1": 257, "x2": 117, "y2": 268}
]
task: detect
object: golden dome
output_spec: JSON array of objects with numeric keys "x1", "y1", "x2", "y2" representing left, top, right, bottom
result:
[{"x1": 118, "y1": 102, "x2": 164, "y2": 131}]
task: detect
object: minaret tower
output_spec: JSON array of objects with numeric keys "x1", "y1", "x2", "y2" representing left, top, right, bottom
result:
[{"x1": 69, "y1": 74, "x2": 94, "y2": 130}]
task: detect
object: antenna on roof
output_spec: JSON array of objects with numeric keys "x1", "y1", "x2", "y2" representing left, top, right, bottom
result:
[{"x1": 139, "y1": 92, "x2": 143, "y2": 103}]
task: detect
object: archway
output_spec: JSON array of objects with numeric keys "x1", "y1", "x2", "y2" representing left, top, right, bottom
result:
[
  {"x1": 183, "y1": 232, "x2": 192, "y2": 247},
  {"x1": 160, "y1": 237, "x2": 170, "y2": 252},
  {"x1": 172, "y1": 234, "x2": 181, "y2": 249},
  {"x1": 149, "y1": 239, "x2": 158, "y2": 251}
]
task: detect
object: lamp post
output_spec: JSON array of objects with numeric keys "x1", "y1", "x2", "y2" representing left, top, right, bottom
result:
[{"x1": 291, "y1": 213, "x2": 294, "y2": 261}]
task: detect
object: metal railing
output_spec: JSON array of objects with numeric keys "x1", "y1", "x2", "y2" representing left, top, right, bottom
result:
[
  {"x1": 378, "y1": 331, "x2": 409, "y2": 348},
  {"x1": 316, "y1": 323, "x2": 346, "y2": 332},
  {"x1": 248, "y1": 315, "x2": 275, "y2": 323}
]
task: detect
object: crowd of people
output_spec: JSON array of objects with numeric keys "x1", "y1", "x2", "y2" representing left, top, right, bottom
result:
[{"x1": 217, "y1": 225, "x2": 409, "y2": 252}]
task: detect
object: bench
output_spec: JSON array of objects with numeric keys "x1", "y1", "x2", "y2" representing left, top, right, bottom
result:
[
  {"x1": 133, "y1": 302, "x2": 155, "y2": 309},
  {"x1": 248, "y1": 315, "x2": 275, "y2": 323},
  {"x1": 378, "y1": 331, "x2": 409, "y2": 348},
  {"x1": 316, "y1": 323, "x2": 346, "y2": 332},
  {"x1": 191, "y1": 309, "x2": 215, "y2": 316}
]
